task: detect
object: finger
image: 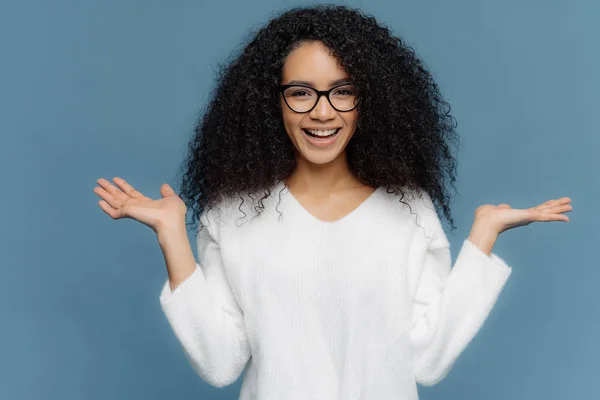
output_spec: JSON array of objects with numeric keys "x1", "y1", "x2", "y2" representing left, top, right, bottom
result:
[
  {"x1": 97, "y1": 178, "x2": 125, "y2": 197},
  {"x1": 540, "y1": 204, "x2": 573, "y2": 215},
  {"x1": 550, "y1": 197, "x2": 571, "y2": 206},
  {"x1": 537, "y1": 200, "x2": 572, "y2": 211},
  {"x1": 160, "y1": 183, "x2": 175, "y2": 197},
  {"x1": 98, "y1": 200, "x2": 122, "y2": 219},
  {"x1": 550, "y1": 214, "x2": 570, "y2": 222},
  {"x1": 113, "y1": 177, "x2": 144, "y2": 198},
  {"x1": 534, "y1": 208, "x2": 570, "y2": 222},
  {"x1": 554, "y1": 204, "x2": 573, "y2": 213},
  {"x1": 93, "y1": 186, "x2": 119, "y2": 208},
  {"x1": 539, "y1": 197, "x2": 572, "y2": 208}
]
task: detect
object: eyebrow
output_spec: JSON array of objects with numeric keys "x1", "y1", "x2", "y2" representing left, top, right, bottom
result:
[{"x1": 284, "y1": 78, "x2": 351, "y2": 87}]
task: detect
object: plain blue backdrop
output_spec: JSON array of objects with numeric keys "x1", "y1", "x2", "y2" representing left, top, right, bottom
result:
[{"x1": 1, "y1": 0, "x2": 598, "y2": 399}]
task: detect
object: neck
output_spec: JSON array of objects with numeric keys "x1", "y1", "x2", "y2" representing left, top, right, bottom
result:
[{"x1": 285, "y1": 151, "x2": 362, "y2": 195}]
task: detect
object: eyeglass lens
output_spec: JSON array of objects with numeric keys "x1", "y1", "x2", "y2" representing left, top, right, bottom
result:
[{"x1": 282, "y1": 85, "x2": 358, "y2": 112}]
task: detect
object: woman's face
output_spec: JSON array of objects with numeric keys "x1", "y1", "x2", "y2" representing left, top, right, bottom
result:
[{"x1": 280, "y1": 40, "x2": 358, "y2": 166}]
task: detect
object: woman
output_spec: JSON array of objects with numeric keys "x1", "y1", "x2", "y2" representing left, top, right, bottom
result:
[{"x1": 93, "y1": 5, "x2": 572, "y2": 399}]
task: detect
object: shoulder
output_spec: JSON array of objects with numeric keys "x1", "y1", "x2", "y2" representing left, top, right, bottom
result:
[
  {"x1": 198, "y1": 184, "x2": 283, "y2": 235},
  {"x1": 378, "y1": 186, "x2": 449, "y2": 249}
]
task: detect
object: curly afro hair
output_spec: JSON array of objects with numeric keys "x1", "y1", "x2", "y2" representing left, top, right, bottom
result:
[{"x1": 176, "y1": 4, "x2": 460, "y2": 233}]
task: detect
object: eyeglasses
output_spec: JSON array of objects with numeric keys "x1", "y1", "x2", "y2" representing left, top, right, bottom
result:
[{"x1": 278, "y1": 83, "x2": 359, "y2": 113}]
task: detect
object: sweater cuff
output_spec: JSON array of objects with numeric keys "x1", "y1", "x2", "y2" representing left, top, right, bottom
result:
[
  {"x1": 459, "y1": 237, "x2": 513, "y2": 288},
  {"x1": 464, "y1": 237, "x2": 511, "y2": 269},
  {"x1": 159, "y1": 263, "x2": 204, "y2": 306}
]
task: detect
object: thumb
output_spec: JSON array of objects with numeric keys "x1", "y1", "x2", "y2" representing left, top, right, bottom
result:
[{"x1": 160, "y1": 183, "x2": 175, "y2": 198}]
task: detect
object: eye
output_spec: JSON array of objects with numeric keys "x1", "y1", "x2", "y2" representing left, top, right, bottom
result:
[
  {"x1": 332, "y1": 86, "x2": 357, "y2": 97},
  {"x1": 289, "y1": 89, "x2": 312, "y2": 97}
]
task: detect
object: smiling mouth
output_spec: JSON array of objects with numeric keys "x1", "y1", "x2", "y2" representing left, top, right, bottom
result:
[{"x1": 302, "y1": 128, "x2": 341, "y2": 138}]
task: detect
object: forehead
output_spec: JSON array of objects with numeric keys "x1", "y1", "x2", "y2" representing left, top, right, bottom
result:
[{"x1": 281, "y1": 41, "x2": 349, "y2": 86}]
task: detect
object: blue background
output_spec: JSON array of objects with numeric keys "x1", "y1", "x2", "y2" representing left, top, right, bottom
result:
[{"x1": 1, "y1": 0, "x2": 597, "y2": 399}]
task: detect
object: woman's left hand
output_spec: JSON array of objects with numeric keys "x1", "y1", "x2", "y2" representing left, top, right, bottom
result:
[{"x1": 475, "y1": 197, "x2": 573, "y2": 235}]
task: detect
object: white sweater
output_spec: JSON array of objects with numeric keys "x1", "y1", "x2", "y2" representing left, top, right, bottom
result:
[{"x1": 159, "y1": 180, "x2": 512, "y2": 400}]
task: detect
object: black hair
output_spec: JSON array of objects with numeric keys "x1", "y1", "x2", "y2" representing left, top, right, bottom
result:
[{"x1": 175, "y1": 4, "x2": 459, "y2": 233}]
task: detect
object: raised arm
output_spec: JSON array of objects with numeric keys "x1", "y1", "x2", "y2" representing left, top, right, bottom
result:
[
  {"x1": 407, "y1": 193, "x2": 512, "y2": 386},
  {"x1": 159, "y1": 210, "x2": 251, "y2": 388},
  {"x1": 409, "y1": 235, "x2": 512, "y2": 386},
  {"x1": 93, "y1": 177, "x2": 251, "y2": 387},
  {"x1": 408, "y1": 190, "x2": 571, "y2": 386}
]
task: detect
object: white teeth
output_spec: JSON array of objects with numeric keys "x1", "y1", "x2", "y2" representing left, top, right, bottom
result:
[{"x1": 306, "y1": 129, "x2": 338, "y2": 137}]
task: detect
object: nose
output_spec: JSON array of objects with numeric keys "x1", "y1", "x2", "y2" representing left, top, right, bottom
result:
[{"x1": 309, "y1": 94, "x2": 336, "y2": 120}]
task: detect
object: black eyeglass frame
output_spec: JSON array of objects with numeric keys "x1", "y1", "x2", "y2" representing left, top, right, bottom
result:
[{"x1": 278, "y1": 83, "x2": 360, "y2": 113}]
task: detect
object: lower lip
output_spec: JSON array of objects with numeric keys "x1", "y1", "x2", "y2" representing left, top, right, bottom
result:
[{"x1": 302, "y1": 129, "x2": 341, "y2": 147}]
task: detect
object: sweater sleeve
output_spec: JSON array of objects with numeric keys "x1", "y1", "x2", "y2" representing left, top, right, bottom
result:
[
  {"x1": 159, "y1": 211, "x2": 251, "y2": 388},
  {"x1": 408, "y1": 196, "x2": 512, "y2": 387}
]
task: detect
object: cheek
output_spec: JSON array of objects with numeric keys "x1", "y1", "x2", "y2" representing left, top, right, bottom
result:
[
  {"x1": 343, "y1": 111, "x2": 359, "y2": 129},
  {"x1": 281, "y1": 104, "x2": 303, "y2": 130}
]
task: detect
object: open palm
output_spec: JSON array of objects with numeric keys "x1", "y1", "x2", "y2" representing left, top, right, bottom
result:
[
  {"x1": 475, "y1": 196, "x2": 572, "y2": 235},
  {"x1": 93, "y1": 177, "x2": 187, "y2": 232}
]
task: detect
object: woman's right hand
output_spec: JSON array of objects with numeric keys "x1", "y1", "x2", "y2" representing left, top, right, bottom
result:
[{"x1": 93, "y1": 177, "x2": 187, "y2": 233}]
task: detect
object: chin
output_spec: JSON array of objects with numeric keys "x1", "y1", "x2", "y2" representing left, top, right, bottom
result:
[{"x1": 296, "y1": 139, "x2": 348, "y2": 165}]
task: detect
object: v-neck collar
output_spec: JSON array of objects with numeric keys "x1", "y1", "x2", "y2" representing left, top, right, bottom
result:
[{"x1": 278, "y1": 180, "x2": 381, "y2": 226}]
